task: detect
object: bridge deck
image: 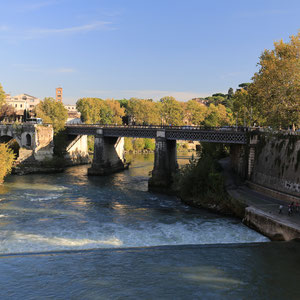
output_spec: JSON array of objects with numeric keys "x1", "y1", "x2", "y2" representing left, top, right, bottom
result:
[{"x1": 66, "y1": 125, "x2": 248, "y2": 144}]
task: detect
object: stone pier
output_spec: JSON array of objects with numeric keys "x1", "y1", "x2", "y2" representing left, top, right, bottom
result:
[
  {"x1": 148, "y1": 130, "x2": 178, "y2": 190},
  {"x1": 88, "y1": 129, "x2": 126, "y2": 175}
]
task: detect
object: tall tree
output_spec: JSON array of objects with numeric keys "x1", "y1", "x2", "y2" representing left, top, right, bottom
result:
[
  {"x1": 0, "y1": 83, "x2": 6, "y2": 107},
  {"x1": 204, "y1": 104, "x2": 233, "y2": 127},
  {"x1": 159, "y1": 96, "x2": 184, "y2": 126},
  {"x1": 76, "y1": 98, "x2": 103, "y2": 124},
  {"x1": 127, "y1": 98, "x2": 160, "y2": 125},
  {"x1": 227, "y1": 87, "x2": 234, "y2": 99},
  {"x1": 250, "y1": 31, "x2": 300, "y2": 128},
  {"x1": 185, "y1": 100, "x2": 207, "y2": 125},
  {"x1": 35, "y1": 97, "x2": 68, "y2": 133}
]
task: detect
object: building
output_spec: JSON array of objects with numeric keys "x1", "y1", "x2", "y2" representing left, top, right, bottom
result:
[
  {"x1": 56, "y1": 87, "x2": 63, "y2": 102},
  {"x1": 64, "y1": 104, "x2": 81, "y2": 124},
  {"x1": 13, "y1": 94, "x2": 41, "y2": 114},
  {"x1": 3, "y1": 93, "x2": 41, "y2": 121},
  {"x1": 192, "y1": 98, "x2": 209, "y2": 106},
  {"x1": 4, "y1": 94, "x2": 28, "y2": 122}
]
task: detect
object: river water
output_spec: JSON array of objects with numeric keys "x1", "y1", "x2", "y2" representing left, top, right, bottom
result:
[{"x1": 0, "y1": 153, "x2": 299, "y2": 299}]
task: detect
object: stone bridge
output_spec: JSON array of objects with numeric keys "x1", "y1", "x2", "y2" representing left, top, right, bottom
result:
[
  {"x1": 0, "y1": 124, "x2": 54, "y2": 163},
  {"x1": 66, "y1": 125, "x2": 249, "y2": 189}
]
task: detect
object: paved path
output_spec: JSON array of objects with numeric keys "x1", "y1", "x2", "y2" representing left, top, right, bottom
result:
[{"x1": 219, "y1": 158, "x2": 300, "y2": 230}]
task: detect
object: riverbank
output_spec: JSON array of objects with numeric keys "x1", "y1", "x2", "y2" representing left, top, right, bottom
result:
[{"x1": 219, "y1": 157, "x2": 300, "y2": 241}]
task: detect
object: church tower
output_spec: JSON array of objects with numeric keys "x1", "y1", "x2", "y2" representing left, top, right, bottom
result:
[{"x1": 56, "y1": 87, "x2": 63, "y2": 102}]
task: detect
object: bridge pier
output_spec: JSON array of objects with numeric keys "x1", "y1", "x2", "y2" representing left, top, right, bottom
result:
[
  {"x1": 88, "y1": 130, "x2": 126, "y2": 176},
  {"x1": 149, "y1": 130, "x2": 178, "y2": 190}
]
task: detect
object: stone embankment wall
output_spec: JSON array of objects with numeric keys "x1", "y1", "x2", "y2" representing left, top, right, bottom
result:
[
  {"x1": 243, "y1": 207, "x2": 300, "y2": 241},
  {"x1": 251, "y1": 133, "x2": 300, "y2": 197}
]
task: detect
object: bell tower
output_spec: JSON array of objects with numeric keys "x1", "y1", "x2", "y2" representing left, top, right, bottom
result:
[{"x1": 56, "y1": 87, "x2": 63, "y2": 102}]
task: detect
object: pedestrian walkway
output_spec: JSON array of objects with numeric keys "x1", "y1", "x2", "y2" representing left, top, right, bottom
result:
[{"x1": 219, "y1": 158, "x2": 300, "y2": 231}]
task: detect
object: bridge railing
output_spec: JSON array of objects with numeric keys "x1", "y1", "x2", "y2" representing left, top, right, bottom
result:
[{"x1": 65, "y1": 124, "x2": 250, "y2": 132}]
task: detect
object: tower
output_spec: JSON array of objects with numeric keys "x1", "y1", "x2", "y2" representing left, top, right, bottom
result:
[{"x1": 56, "y1": 87, "x2": 63, "y2": 102}]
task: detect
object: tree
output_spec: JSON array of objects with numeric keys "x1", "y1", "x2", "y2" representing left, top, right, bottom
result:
[
  {"x1": 204, "y1": 104, "x2": 233, "y2": 127},
  {"x1": 0, "y1": 83, "x2": 5, "y2": 107},
  {"x1": 227, "y1": 88, "x2": 234, "y2": 99},
  {"x1": 104, "y1": 99, "x2": 125, "y2": 125},
  {"x1": 185, "y1": 100, "x2": 207, "y2": 125},
  {"x1": 76, "y1": 98, "x2": 103, "y2": 124},
  {"x1": 127, "y1": 98, "x2": 160, "y2": 125},
  {"x1": 0, "y1": 143, "x2": 15, "y2": 183},
  {"x1": 35, "y1": 97, "x2": 68, "y2": 133},
  {"x1": 238, "y1": 83, "x2": 251, "y2": 90},
  {"x1": 0, "y1": 104, "x2": 16, "y2": 122},
  {"x1": 159, "y1": 96, "x2": 184, "y2": 126},
  {"x1": 250, "y1": 31, "x2": 300, "y2": 128}
]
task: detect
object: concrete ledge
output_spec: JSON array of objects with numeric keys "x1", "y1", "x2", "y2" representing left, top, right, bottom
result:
[
  {"x1": 243, "y1": 207, "x2": 300, "y2": 241},
  {"x1": 247, "y1": 181, "x2": 300, "y2": 204}
]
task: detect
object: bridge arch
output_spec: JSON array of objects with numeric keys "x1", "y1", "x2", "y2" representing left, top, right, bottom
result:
[{"x1": 25, "y1": 133, "x2": 32, "y2": 147}]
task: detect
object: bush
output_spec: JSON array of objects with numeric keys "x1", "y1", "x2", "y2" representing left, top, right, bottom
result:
[
  {"x1": 133, "y1": 138, "x2": 145, "y2": 151},
  {"x1": 124, "y1": 137, "x2": 133, "y2": 151},
  {"x1": 144, "y1": 138, "x2": 155, "y2": 151},
  {"x1": 0, "y1": 144, "x2": 15, "y2": 183}
]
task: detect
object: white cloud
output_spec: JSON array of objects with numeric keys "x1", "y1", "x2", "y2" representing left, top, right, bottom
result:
[
  {"x1": 28, "y1": 21, "x2": 112, "y2": 37},
  {"x1": 12, "y1": 64, "x2": 76, "y2": 74},
  {"x1": 15, "y1": 0, "x2": 59, "y2": 12},
  {"x1": 0, "y1": 21, "x2": 113, "y2": 42}
]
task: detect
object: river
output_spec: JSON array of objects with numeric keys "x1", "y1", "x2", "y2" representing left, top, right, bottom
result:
[{"x1": 0, "y1": 153, "x2": 299, "y2": 299}]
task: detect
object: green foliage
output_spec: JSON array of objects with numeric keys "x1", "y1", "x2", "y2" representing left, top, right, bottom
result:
[
  {"x1": 124, "y1": 137, "x2": 134, "y2": 151},
  {"x1": 250, "y1": 32, "x2": 300, "y2": 129},
  {"x1": 53, "y1": 130, "x2": 68, "y2": 157},
  {"x1": 0, "y1": 143, "x2": 15, "y2": 183},
  {"x1": 76, "y1": 98, "x2": 103, "y2": 124},
  {"x1": 87, "y1": 136, "x2": 94, "y2": 153},
  {"x1": 0, "y1": 83, "x2": 5, "y2": 107},
  {"x1": 177, "y1": 154, "x2": 225, "y2": 199},
  {"x1": 133, "y1": 138, "x2": 145, "y2": 150},
  {"x1": 76, "y1": 98, "x2": 125, "y2": 125},
  {"x1": 35, "y1": 97, "x2": 68, "y2": 133},
  {"x1": 159, "y1": 96, "x2": 184, "y2": 126},
  {"x1": 127, "y1": 98, "x2": 160, "y2": 125},
  {"x1": 185, "y1": 100, "x2": 207, "y2": 125},
  {"x1": 203, "y1": 104, "x2": 233, "y2": 127},
  {"x1": 144, "y1": 138, "x2": 155, "y2": 150}
]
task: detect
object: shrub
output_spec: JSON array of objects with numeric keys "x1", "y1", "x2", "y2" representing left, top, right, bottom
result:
[
  {"x1": 0, "y1": 144, "x2": 15, "y2": 183},
  {"x1": 144, "y1": 138, "x2": 155, "y2": 151},
  {"x1": 124, "y1": 137, "x2": 133, "y2": 151},
  {"x1": 133, "y1": 138, "x2": 145, "y2": 151}
]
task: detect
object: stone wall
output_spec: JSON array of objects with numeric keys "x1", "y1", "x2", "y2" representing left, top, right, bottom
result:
[
  {"x1": 251, "y1": 133, "x2": 300, "y2": 197},
  {"x1": 64, "y1": 135, "x2": 89, "y2": 166}
]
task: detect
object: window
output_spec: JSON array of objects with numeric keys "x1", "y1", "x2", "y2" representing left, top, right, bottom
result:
[
  {"x1": 20, "y1": 104, "x2": 22, "y2": 108},
  {"x1": 15, "y1": 104, "x2": 17, "y2": 107},
  {"x1": 30, "y1": 105, "x2": 34, "y2": 108}
]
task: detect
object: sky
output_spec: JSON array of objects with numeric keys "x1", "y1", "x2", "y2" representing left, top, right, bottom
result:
[{"x1": 1, "y1": 0, "x2": 299, "y2": 104}]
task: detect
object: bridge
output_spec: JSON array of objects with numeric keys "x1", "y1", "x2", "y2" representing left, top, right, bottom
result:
[{"x1": 66, "y1": 124, "x2": 249, "y2": 189}]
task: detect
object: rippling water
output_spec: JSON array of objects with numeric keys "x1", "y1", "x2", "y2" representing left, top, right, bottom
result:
[
  {"x1": 0, "y1": 153, "x2": 268, "y2": 254},
  {"x1": 1, "y1": 154, "x2": 300, "y2": 299}
]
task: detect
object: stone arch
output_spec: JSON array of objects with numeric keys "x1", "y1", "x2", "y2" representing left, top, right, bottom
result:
[
  {"x1": 0, "y1": 135, "x2": 20, "y2": 158},
  {"x1": 26, "y1": 133, "x2": 32, "y2": 147}
]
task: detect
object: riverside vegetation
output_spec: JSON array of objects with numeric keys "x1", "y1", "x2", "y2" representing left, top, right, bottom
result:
[{"x1": 174, "y1": 144, "x2": 246, "y2": 217}]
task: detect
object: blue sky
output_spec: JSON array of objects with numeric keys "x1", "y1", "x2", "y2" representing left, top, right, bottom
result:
[{"x1": 1, "y1": 0, "x2": 299, "y2": 104}]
